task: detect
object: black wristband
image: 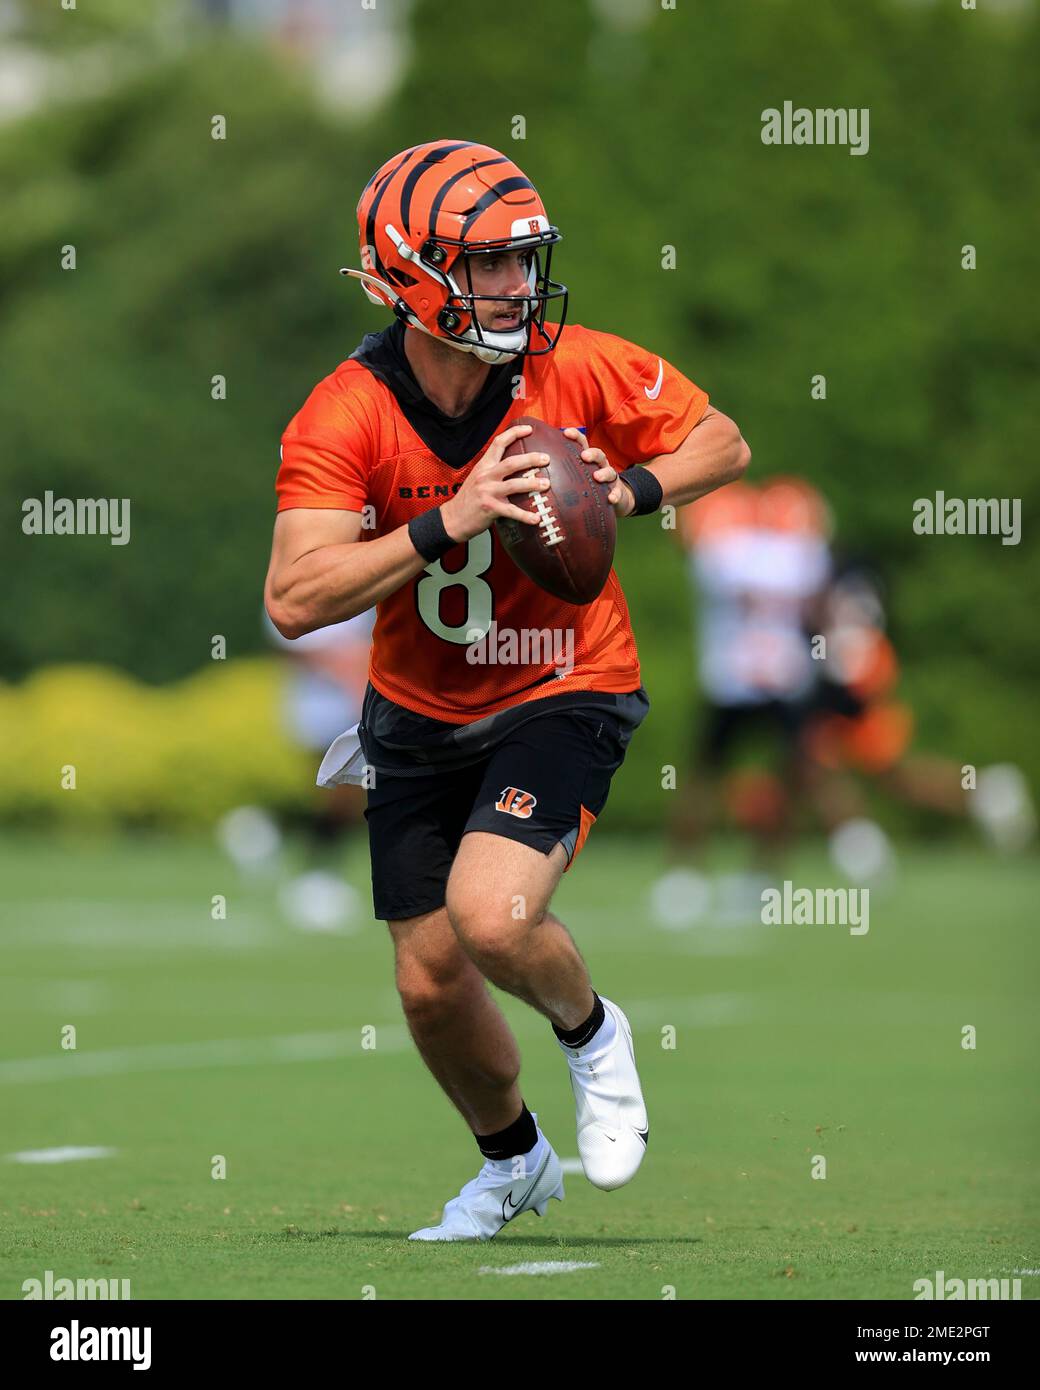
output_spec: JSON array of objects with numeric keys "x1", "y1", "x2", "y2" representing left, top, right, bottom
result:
[
  {"x1": 620, "y1": 466, "x2": 664, "y2": 516},
  {"x1": 408, "y1": 507, "x2": 457, "y2": 562}
]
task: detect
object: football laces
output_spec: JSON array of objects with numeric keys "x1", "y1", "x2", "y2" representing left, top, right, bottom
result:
[{"x1": 522, "y1": 468, "x2": 564, "y2": 547}]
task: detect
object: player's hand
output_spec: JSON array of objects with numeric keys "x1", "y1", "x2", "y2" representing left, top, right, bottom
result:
[
  {"x1": 441, "y1": 423, "x2": 553, "y2": 543},
  {"x1": 563, "y1": 429, "x2": 636, "y2": 518}
]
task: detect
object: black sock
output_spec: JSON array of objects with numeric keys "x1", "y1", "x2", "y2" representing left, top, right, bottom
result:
[
  {"x1": 476, "y1": 1101, "x2": 538, "y2": 1161},
  {"x1": 552, "y1": 991, "x2": 605, "y2": 1049}
]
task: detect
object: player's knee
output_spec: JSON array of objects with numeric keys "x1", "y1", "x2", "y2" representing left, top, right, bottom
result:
[
  {"x1": 394, "y1": 948, "x2": 476, "y2": 1027},
  {"x1": 447, "y1": 910, "x2": 525, "y2": 974},
  {"x1": 396, "y1": 970, "x2": 463, "y2": 1028}
]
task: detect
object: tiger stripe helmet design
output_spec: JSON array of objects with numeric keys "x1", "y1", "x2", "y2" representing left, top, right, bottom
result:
[{"x1": 342, "y1": 140, "x2": 568, "y2": 365}]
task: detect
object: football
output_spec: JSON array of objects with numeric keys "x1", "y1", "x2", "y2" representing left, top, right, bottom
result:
[{"x1": 494, "y1": 416, "x2": 617, "y2": 605}]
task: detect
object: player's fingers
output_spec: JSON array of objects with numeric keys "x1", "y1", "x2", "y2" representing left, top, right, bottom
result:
[
  {"x1": 489, "y1": 423, "x2": 534, "y2": 457},
  {"x1": 586, "y1": 452, "x2": 619, "y2": 482},
  {"x1": 496, "y1": 500, "x2": 544, "y2": 525},
  {"x1": 491, "y1": 450, "x2": 551, "y2": 478},
  {"x1": 493, "y1": 474, "x2": 550, "y2": 496}
]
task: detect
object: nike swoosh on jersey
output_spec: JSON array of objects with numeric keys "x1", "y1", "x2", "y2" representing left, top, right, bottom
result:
[{"x1": 644, "y1": 359, "x2": 664, "y2": 400}]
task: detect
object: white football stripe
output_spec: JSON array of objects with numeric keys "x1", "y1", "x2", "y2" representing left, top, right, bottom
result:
[{"x1": 479, "y1": 1261, "x2": 600, "y2": 1276}]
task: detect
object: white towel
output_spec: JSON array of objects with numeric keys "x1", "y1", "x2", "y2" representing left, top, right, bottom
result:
[{"x1": 316, "y1": 723, "x2": 368, "y2": 787}]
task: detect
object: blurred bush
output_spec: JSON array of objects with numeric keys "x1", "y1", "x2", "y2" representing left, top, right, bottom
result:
[{"x1": 0, "y1": 659, "x2": 311, "y2": 828}]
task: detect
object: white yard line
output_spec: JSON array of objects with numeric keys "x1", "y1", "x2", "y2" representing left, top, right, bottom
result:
[
  {"x1": 479, "y1": 1262, "x2": 601, "y2": 1275},
  {"x1": 0, "y1": 996, "x2": 759, "y2": 1086},
  {"x1": 0, "y1": 902, "x2": 276, "y2": 949},
  {"x1": 6, "y1": 1146, "x2": 117, "y2": 1164},
  {"x1": 0, "y1": 1027, "x2": 411, "y2": 1085}
]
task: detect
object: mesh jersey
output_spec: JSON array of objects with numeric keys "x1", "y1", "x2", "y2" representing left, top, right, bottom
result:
[{"x1": 275, "y1": 322, "x2": 708, "y2": 723}]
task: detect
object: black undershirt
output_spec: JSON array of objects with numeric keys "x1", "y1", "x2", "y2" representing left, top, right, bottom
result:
[{"x1": 348, "y1": 319, "x2": 518, "y2": 468}]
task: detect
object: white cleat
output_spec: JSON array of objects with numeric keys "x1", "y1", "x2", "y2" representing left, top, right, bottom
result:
[
  {"x1": 557, "y1": 997, "x2": 649, "y2": 1191},
  {"x1": 408, "y1": 1130, "x2": 565, "y2": 1242}
]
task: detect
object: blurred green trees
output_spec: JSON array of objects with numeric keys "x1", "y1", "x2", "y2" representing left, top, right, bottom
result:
[{"x1": 2, "y1": 0, "x2": 1038, "y2": 824}]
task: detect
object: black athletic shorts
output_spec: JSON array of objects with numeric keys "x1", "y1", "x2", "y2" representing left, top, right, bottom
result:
[{"x1": 364, "y1": 706, "x2": 634, "y2": 922}]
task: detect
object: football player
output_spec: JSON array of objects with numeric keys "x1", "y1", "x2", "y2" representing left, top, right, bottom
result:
[
  {"x1": 802, "y1": 560, "x2": 1037, "y2": 867},
  {"x1": 264, "y1": 605, "x2": 374, "y2": 931},
  {"x1": 264, "y1": 140, "x2": 750, "y2": 1240},
  {"x1": 664, "y1": 479, "x2": 831, "y2": 857}
]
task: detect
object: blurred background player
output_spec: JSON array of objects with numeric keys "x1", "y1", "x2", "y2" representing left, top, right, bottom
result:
[
  {"x1": 652, "y1": 477, "x2": 831, "y2": 925},
  {"x1": 802, "y1": 559, "x2": 1037, "y2": 880},
  {"x1": 268, "y1": 607, "x2": 374, "y2": 930},
  {"x1": 217, "y1": 606, "x2": 374, "y2": 931}
]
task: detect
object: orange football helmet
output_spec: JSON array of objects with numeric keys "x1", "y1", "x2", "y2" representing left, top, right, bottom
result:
[
  {"x1": 757, "y1": 476, "x2": 832, "y2": 537},
  {"x1": 680, "y1": 479, "x2": 759, "y2": 546},
  {"x1": 342, "y1": 139, "x2": 568, "y2": 365}
]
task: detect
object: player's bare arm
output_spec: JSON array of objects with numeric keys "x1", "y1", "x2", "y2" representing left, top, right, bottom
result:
[
  {"x1": 265, "y1": 423, "x2": 551, "y2": 637},
  {"x1": 640, "y1": 404, "x2": 750, "y2": 507},
  {"x1": 563, "y1": 404, "x2": 750, "y2": 518},
  {"x1": 266, "y1": 507, "x2": 417, "y2": 639}
]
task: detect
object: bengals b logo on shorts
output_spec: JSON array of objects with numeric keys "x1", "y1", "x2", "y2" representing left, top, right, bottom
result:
[{"x1": 495, "y1": 786, "x2": 537, "y2": 819}]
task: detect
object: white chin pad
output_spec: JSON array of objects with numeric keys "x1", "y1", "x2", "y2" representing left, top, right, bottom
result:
[{"x1": 451, "y1": 318, "x2": 530, "y2": 361}]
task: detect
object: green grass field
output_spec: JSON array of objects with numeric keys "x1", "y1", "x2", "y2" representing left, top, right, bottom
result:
[{"x1": 1, "y1": 831, "x2": 1037, "y2": 1301}]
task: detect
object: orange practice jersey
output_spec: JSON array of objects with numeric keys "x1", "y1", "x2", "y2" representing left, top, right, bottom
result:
[{"x1": 275, "y1": 323, "x2": 708, "y2": 723}]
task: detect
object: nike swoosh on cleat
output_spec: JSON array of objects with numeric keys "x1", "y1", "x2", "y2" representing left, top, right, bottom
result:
[
  {"x1": 501, "y1": 1190, "x2": 523, "y2": 1221},
  {"x1": 499, "y1": 1148, "x2": 554, "y2": 1223}
]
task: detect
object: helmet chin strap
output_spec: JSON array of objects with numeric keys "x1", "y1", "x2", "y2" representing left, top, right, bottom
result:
[
  {"x1": 454, "y1": 324, "x2": 529, "y2": 365},
  {"x1": 409, "y1": 313, "x2": 529, "y2": 366}
]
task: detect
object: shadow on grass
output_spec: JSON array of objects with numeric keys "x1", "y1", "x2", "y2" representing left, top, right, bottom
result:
[{"x1": 274, "y1": 1228, "x2": 703, "y2": 1247}]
